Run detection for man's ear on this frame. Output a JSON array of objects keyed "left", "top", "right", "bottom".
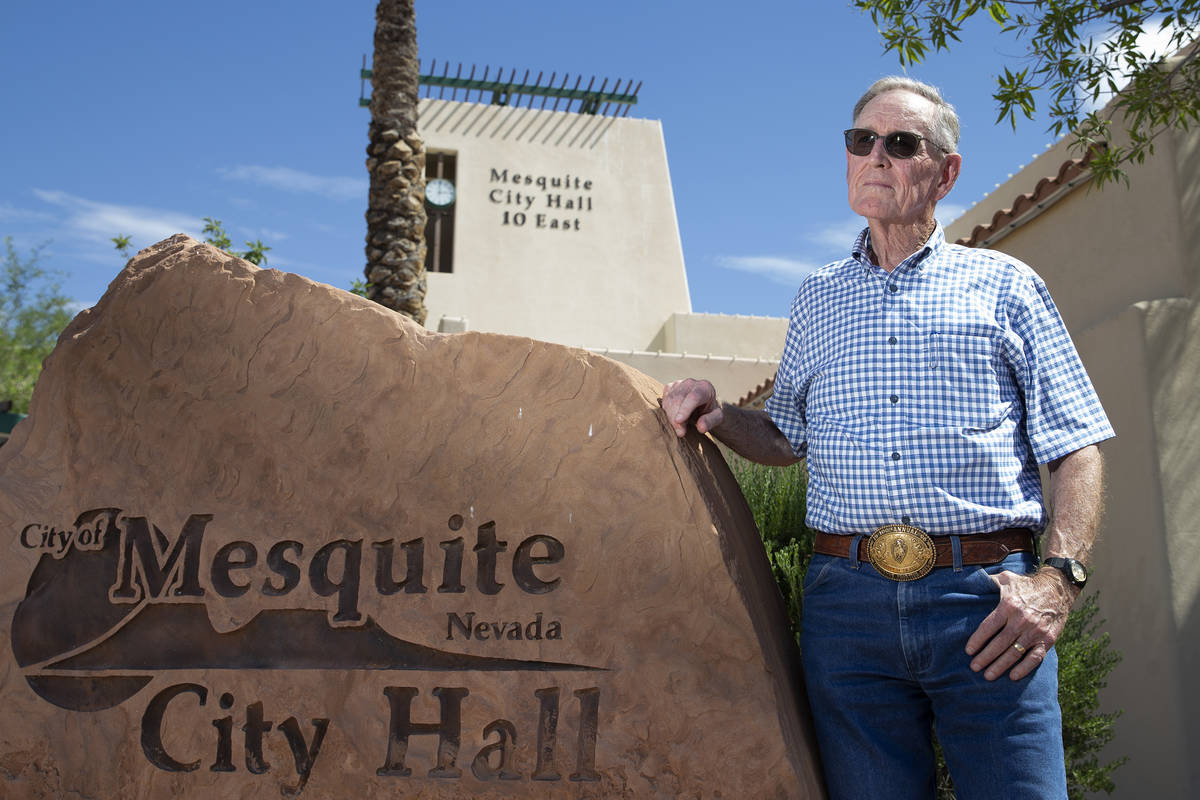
[{"left": 935, "top": 152, "right": 962, "bottom": 202}]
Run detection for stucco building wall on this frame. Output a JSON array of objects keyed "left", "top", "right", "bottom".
[
  {"left": 419, "top": 98, "right": 692, "bottom": 352},
  {"left": 649, "top": 312, "right": 789, "bottom": 360}
]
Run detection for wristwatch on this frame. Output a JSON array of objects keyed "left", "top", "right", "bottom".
[{"left": 1042, "top": 557, "right": 1089, "bottom": 589}]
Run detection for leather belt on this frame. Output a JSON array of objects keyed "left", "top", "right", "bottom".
[{"left": 814, "top": 528, "right": 1035, "bottom": 570}]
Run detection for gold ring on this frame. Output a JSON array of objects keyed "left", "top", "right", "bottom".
[{"left": 1012, "top": 642, "right": 1027, "bottom": 654}]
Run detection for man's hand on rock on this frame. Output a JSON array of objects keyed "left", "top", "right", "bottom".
[{"left": 661, "top": 379, "right": 722, "bottom": 438}]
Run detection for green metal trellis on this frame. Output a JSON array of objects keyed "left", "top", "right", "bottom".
[{"left": 359, "top": 57, "right": 640, "bottom": 117}]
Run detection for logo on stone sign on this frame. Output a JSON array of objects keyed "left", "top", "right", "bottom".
[{"left": 11, "top": 508, "right": 604, "bottom": 789}]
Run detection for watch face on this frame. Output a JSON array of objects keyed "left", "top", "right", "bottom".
[
  {"left": 1048, "top": 557, "right": 1088, "bottom": 586},
  {"left": 426, "top": 178, "right": 455, "bottom": 207}
]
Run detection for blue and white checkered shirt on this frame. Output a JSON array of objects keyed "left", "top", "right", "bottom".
[{"left": 763, "top": 225, "right": 1115, "bottom": 535}]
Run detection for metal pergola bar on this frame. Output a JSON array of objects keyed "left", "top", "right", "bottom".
[{"left": 359, "top": 59, "right": 640, "bottom": 116}]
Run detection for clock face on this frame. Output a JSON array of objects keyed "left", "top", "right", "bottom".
[{"left": 426, "top": 177, "right": 456, "bottom": 208}]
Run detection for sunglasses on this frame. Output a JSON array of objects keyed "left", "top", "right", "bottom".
[{"left": 843, "top": 128, "right": 947, "bottom": 159}]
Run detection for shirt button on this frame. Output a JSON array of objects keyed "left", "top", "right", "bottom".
[
  {"left": 891, "top": 452, "right": 901, "bottom": 461},
  {"left": 888, "top": 336, "right": 898, "bottom": 345},
  {"left": 902, "top": 515, "right": 911, "bottom": 525},
  {"left": 889, "top": 394, "right": 899, "bottom": 404},
  {"left": 888, "top": 283, "right": 899, "bottom": 293}
]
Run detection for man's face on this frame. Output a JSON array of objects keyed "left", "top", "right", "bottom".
[{"left": 846, "top": 90, "right": 961, "bottom": 226}]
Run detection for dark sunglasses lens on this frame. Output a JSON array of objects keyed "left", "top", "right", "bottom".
[
  {"left": 845, "top": 129, "right": 876, "bottom": 156},
  {"left": 884, "top": 132, "right": 921, "bottom": 158}
]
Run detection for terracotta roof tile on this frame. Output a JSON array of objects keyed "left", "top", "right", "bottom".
[
  {"left": 954, "top": 144, "right": 1105, "bottom": 248},
  {"left": 736, "top": 376, "right": 775, "bottom": 409}
]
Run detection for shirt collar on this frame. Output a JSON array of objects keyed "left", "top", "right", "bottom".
[{"left": 851, "top": 222, "right": 946, "bottom": 274}]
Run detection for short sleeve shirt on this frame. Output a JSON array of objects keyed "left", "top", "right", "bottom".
[{"left": 763, "top": 225, "right": 1115, "bottom": 535}]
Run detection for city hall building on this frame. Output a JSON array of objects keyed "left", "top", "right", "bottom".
[{"left": 405, "top": 73, "right": 785, "bottom": 404}]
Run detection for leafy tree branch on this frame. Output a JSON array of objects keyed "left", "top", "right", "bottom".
[
  {"left": 113, "top": 219, "right": 271, "bottom": 266},
  {"left": 201, "top": 217, "right": 271, "bottom": 266}
]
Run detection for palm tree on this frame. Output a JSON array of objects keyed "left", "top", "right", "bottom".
[{"left": 364, "top": 0, "right": 427, "bottom": 325}]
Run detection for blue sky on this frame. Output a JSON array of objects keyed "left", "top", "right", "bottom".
[{"left": 2, "top": 1, "right": 1065, "bottom": 319}]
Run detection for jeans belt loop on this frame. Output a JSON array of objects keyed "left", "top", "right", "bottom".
[
  {"left": 849, "top": 533, "right": 864, "bottom": 570},
  {"left": 950, "top": 534, "right": 964, "bottom": 572}
]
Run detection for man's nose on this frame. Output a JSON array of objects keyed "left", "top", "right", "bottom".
[{"left": 869, "top": 137, "right": 891, "bottom": 162}]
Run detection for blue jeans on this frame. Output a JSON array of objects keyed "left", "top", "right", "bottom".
[{"left": 800, "top": 549, "right": 1068, "bottom": 800}]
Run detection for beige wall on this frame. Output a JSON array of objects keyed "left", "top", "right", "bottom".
[
  {"left": 595, "top": 348, "right": 778, "bottom": 406},
  {"left": 649, "top": 312, "right": 789, "bottom": 360},
  {"left": 419, "top": 99, "right": 693, "bottom": 351},
  {"left": 948, "top": 123, "right": 1200, "bottom": 798}
]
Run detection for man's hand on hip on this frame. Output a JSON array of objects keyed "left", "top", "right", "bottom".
[{"left": 965, "top": 567, "right": 1080, "bottom": 681}]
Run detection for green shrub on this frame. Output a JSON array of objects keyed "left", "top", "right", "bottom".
[
  {"left": 1, "top": 238, "right": 73, "bottom": 414},
  {"left": 729, "top": 454, "right": 811, "bottom": 646},
  {"left": 1058, "top": 594, "right": 1126, "bottom": 797},
  {"left": 729, "top": 458, "right": 1124, "bottom": 799}
]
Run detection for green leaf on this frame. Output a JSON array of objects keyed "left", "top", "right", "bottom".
[{"left": 201, "top": 217, "right": 233, "bottom": 252}]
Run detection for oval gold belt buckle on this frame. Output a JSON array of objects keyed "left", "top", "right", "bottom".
[{"left": 866, "top": 524, "right": 936, "bottom": 581}]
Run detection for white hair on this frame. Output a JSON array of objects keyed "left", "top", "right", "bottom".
[{"left": 853, "top": 76, "right": 960, "bottom": 154}]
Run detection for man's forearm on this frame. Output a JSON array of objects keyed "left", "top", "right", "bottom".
[
  {"left": 966, "top": 443, "right": 1106, "bottom": 680},
  {"left": 1037, "top": 443, "right": 1105, "bottom": 605},
  {"left": 1042, "top": 444, "right": 1105, "bottom": 564},
  {"left": 710, "top": 404, "right": 801, "bottom": 466}
]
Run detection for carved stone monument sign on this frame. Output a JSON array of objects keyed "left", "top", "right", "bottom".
[{"left": 0, "top": 236, "right": 824, "bottom": 798}]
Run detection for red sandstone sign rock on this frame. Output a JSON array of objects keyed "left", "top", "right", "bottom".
[{"left": 0, "top": 236, "right": 824, "bottom": 798}]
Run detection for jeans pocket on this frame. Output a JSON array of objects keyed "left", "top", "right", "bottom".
[
  {"left": 969, "top": 565, "right": 1002, "bottom": 595},
  {"left": 802, "top": 553, "right": 839, "bottom": 596},
  {"left": 977, "top": 552, "right": 1037, "bottom": 590}
]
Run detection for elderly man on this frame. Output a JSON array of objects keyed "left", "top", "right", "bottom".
[{"left": 662, "top": 76, "right": 1114, "bottom": 799}]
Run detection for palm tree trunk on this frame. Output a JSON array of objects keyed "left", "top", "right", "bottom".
[{"left": 364, "top": 0, "right": 427, "bottom": 325}]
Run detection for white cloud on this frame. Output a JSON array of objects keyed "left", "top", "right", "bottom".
[
  {"left": 235, "top": 226, "right": 289, "bottom": 243},
  {"left": 716, "top": 219, "right": 852, "bottom": 287},
  {"left": 219, "top": 165, "right": 366, "bottom": 201},
  {"left": 0, "top": 202, "right": 57, "bottom": 225},
  {"left": 32, "top": 189, "right": 203, "bottom": 247},
  {"left": 808, "top": 217, "right": 866, "bottom": 252},
  {"left": 716, "top": 255, "right": 821, "bottom": 285},
  {"left": 1078, "top": 21, "right": 1186, "bottom": 113}
]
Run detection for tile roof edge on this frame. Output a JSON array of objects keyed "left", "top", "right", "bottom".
[{"left": 954, "top": 144, "right": 1105, "bottom": 249}]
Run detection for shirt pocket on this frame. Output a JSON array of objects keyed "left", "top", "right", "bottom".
[{"left": 918, "top": 331, "right": 1012, "bottom": 431}]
